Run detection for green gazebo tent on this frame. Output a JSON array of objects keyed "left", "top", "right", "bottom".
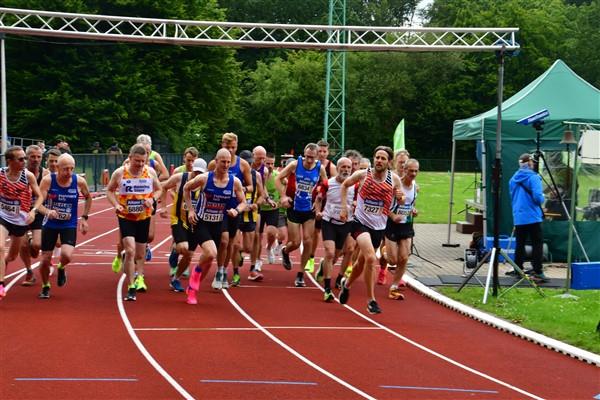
[{"left": 449, "top": 59, "right": 600, "bottom": 261}]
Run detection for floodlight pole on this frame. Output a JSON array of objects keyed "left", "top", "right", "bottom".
[{"left": 490, "top": 47, "right": 506, "bottom": 297}]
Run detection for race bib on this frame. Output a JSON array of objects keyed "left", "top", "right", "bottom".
[
  {"left": 0, "top": 198, "right": 20, "bottom": 216},
  {"left": 202, "top": 212, "right": 223, "bottom": 222},
  {"left": 297, "top": 182, "right": 313, "bottom": 193},
  {"left": 363, "top": 204, "right": 382, "bottom": 214},
  {"left": 126, "top": 199, "right": 146, "bottom": 214}
]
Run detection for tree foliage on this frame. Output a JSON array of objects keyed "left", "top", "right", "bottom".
[{"left": 4, "top": 0, "right": 241, "bottom": 153}]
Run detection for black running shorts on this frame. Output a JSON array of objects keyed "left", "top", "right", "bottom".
[
  {"left": 41, "top": 227, "right": 76, "bottom": 251},
  {"left": 321, "top": 220, "right": 351, "bottom": 250},
  {"left": 350, "top": 219, "right": 384, "bottom": 249},
  {"left": 118, "top": 217, "right": 151, "bottom": 243}
]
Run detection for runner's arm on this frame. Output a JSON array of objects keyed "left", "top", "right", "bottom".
[
  {"left": 37, "top": 175, "right": 54, "bottom": 217},
  {"left": 183, "top": 173, "right": 206, "bottom": 224},
  {"left": 152, "top": 152, "right": 169, "bottom": 181},
  {"left": 240, "top": 159, "right": 254, "bottom": 194},
  {"left": 340, "top": 170, "right": 366, "bottom": 221},
  {"left": 106, "top": 167, "right": 124, "bottom": 212},
  {"left": 275, "top": 160, "right": 296, "bottom": 206},
  {"left": 77, "top": 176, "right": 92, "bottom": 234}
]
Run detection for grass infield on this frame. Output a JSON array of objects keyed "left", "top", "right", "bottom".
[{"left": 439, "top": 287, "right": 600, "bottom": 354}]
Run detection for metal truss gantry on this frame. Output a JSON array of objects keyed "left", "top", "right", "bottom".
[{"left": 0, "top": 8, "right": 518, "bottom": 52}]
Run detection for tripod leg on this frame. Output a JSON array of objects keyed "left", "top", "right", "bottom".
[
  {"left": 500, "top": 249, "right": 545, "bottom": 297},
  {"left": 457, "top": 250, "right": 491, "bottom": 292}
]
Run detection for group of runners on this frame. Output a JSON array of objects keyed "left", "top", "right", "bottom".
[{"left": 0, "top": 133, "right": 421, "bottom": 315}]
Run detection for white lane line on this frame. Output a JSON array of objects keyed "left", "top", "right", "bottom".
[
  {"left": 116, "top": 235, "right": 194, "bottom": 400},
  {"left": 305, "top": 273, "right": 545, "bottom": 400},
  {"left": 134, "top": 326, "right": 382, "bottom": 332},
  {"left": 3, "top": 195, "right": 118, "bottom": 282},
  {"left": 222, "top": 289, "right": 376, "bottom": 400},
  {"left": 4, "top": 226, "right": 119, "bottom": 290}
]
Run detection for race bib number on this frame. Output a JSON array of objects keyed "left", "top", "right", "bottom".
[
  {"left": 202, "top": 212, "right": 223, "bottom": 222},
  {"left": 0, "top": 198, "right": 20, "bottom": 216},
  {"left": 57, "top": 211, "right": 72, "bottom": 220},
  {"left": 126, "top": 199, "right": 146, "bottom": 214},
  {"left": 363, "top": 204, "right": 382, "bottom": 214},
  {"left": 297, "top": 182, "right": 313, "bottom": 193},
  {"left": 398, "top": 204, "right": 412, "bottom": 216}
]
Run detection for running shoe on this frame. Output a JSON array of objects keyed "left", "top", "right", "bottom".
[
  {"left": 344, "top": 264, "right": 353, "bottom": 278},
  {"left": 145, "top": 244, "right": 152, "bottom": 261},
  {"left": 281, "top": 247, "right": 292, "bottom": 270},
  {"left": 168, "top": 249, "right": 179, "bottom": 268},
  {"left": 212, "top": 271, "right": 223, "bottom": 290},
  {"left": 294, "top": 275, "right": 306, "bottom": 288},
  {"left": 315, "top": 260, "right": 324, "bottom": 283},
  {"left": 189, "top": 266, "right": 202, "bottom": 291},
  {"left": 305, "top": 257, "right": 315, "bottom": 273},
  {"left": 323, "top": 288, "right": 335, "bottom": 303},
  {"left": 38, "top": 285, "right": 50, "bottom": 299},
  {"left": 339, "top": 278, "right": 350, "bottom": 304},
  {"left": 231, "top": 273, "right": 241, "bottom": 287},
  {"left": 21, "top": 270, "right": 37, "bottom": 286},
  {"left": 388, "top": 286, "right": 405, "bottom": 300},
  {"left": 248, "top": 271, "right": 263, "bottom": 281},
  {"left": 367, "top": 299, "right": 382, "bottom": 314},
  {"left": 0, "top": 283, "right": 6, "bottom": 299},
  {"left": 221, "top": 272, "right": 230, "bottom": 289},
  {"left": 57, "top": 265, "right": 67, "bottom": 287},
  {"left": 255, "top": 260, "right": 263, "bottom": 272},
  {"left": 170, "top": 278, "right": 184, "bottom": 293},
  {"left": 111, "top": 254, "right": 122, "bottom": 274},
  {"left": 376, "top": 267, "right": 387, "bottom": 285},
  {"left": 124, "top": 286, "right": 137, "bottom": 301},
  {"left": 335, "top": 274, "right": 343, "bottom": 290},
  {"left": 135, "top": 275, "right": 147, "bottom": 292},
  {"left": 185, "top": 287, "right": 197, "bottom": 305},
  {"left": 267, "top": 247, "right": 275, "bottom": 264},
  {"left": 49, "top": 265, "right": 55, "bottom": 277}
]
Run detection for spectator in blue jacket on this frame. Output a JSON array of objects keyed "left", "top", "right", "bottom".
[{"left": 508, "top": 153, "right": 547, "bottom": 282}]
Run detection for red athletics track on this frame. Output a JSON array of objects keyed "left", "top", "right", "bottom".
[{"left": 1, "top": 195, "right": 599, "bottom": 400}]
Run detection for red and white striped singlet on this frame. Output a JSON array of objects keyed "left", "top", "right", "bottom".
[
  {"left": 354, "top": 168, "right": 393, "bottom": 230},
  {"left": 0, "top": 168, "right": 32, "bottom": 226}
]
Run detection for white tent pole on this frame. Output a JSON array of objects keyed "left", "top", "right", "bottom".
[
  {"left": 1, "top": 33, "right": 7, "bottom": 167},
  {"left": 443, "top": 139, "right": 459, "bottom": 247}
]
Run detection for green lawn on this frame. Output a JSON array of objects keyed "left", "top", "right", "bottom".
[
  {"left": 439, "top": 287, "right": 600, "bottom": 354},
  {"left": 416, "top": 172, "right": 477, "bottom": 223}
]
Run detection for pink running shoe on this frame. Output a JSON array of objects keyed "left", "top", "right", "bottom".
[
  {"left": 0, "top": 284, "right": 6, "bottom": 299},
  {"left": 186, "top": 287, "right": 197, "bottom": 305},
  {"left": 248, "top": 271, "right": 264, "bottom": 281},
  {"left": 377, "top": 267, "right": 387, "bottom": 285},
  {"left": 189, "top": 266, "right": 202, "bottom": 291}
]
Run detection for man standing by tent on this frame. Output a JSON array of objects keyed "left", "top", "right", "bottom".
[{"left": 508, "top": 153, "right": 547, "bottom": 282}]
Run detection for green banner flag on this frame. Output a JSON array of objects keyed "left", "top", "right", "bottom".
[{"left": 393, "top": 119, "right": 405, "bottom": 151}]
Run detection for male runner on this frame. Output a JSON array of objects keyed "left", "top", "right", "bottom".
[
  {"left": 0, "top": 146, "right": 45, "bottom": 299},
  {"left": 183, "top": 148, "right": 246, "bottom": 305},
  {"left": 314, "top": 157, "right": 354, "bottom": 302},
  {"left": 305, "top": 140, "right": 337, "bottom": 274},
  {"left": 276, "top": 143, "right": 328, "bottom": 287},
  {"left": 207, "top": 133, "right": 253, "bottom": 289},
  {"left": 160, "top": 158, "right": 207, "bottom": 292},
  {"left": 257, "top": 152, "right": 281, "bottom": 266},
  {"left": 339, "top": 146, "right": 403, "bottom": 314},
  {"left": 385, "top": 158, "right": 419, "bottom": 300},
  {"left": 20, "top": 145, "right": 50, "bottom": 286},
  {"left": 106, "top": 144, "right": 162, "bottom": 301},
  {"left": 37, "top": 154, "right": 92, "bottom": 299}
]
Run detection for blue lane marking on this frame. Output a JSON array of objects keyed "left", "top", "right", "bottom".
[
  {"left": 201, "top": 379, "right": 317, "bottom": 386},
  {"left": 380, "top": 385, "right": 499, "bottom": 394},
  {"left": 15, "top": 378, "right": 138, "bottom": 382}
]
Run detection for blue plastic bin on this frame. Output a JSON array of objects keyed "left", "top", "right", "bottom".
[
  {"left": 571, "top": 262, "right": 600, "bottom": 290},
  {"left": 485, "top": 235, "right": 515, "bottom": 262}
]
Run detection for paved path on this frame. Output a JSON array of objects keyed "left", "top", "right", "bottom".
[{"left": 406, "top": 224, "right": 568, "bottom": 287}]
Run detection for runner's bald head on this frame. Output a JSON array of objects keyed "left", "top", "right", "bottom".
[
  {"left": 58, "top": 153, "right": 75, "bottom": 167},
  {"left": 337, "top": 157, "right": 351, "bottom": 168},
  {"left": 216, "top": 148, "right": 231, "bottom": 160}
]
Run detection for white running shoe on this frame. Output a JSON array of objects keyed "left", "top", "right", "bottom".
[{"left": 267, "top": 247, "right": 275, "bottom": 264}]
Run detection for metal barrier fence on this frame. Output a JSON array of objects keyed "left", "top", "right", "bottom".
[{"left": 72, "top": 153, "right": 479, "bottom": 192}]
